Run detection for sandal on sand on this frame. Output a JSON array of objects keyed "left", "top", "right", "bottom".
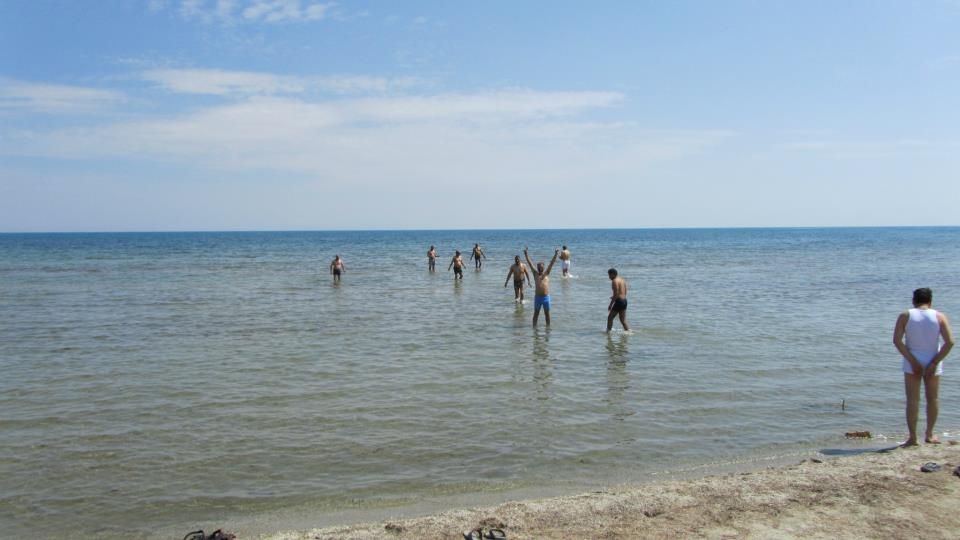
[
  {"left": 484, "top": 528, "right": 508, "bottom": 539},
  {"left": 183, "top": 530, "right": 236, "bottom": 540},
  {"left": 921, "top": 462, "right": 941, "bottom": 473},
  {"left": 463, "top": 528, "right": 483, "bottom": 540}
]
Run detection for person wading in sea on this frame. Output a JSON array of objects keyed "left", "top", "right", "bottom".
[
  {"left": 470, "top": 243, "right": 487, "bottom": 270},
  {"left": 427, "top": 245, "right": 438, "bottom": 272},
  {"left": 893, "top": 287, "right": 954, "bottom": 447},
  {"left": 329, "top": 255, "right": 345, "bottom": 283},
  {"left": 606, "top": 268, "right": 629, "bottom": 332},
  {"left": 560, "top": 245, "right": 572, "bottom": 277},
  {"left": 448, "top": 250, "right": 465, "bottom": 280},
  {"left": 504, "top": 255, "right": 531, "bottom": 303},
  {"left": 524, "top": 246, "right": 559, "bottom": 327}
]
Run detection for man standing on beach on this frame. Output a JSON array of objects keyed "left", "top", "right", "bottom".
[
  {"left": 329, "top": 255, "right": 345, "bottom": 282},
  {"left": 427, "top": 245, "right": 438, "bottom": 272},
  {"left": 448, "top": 251, "right": 465, "bottom": 280},
  {"left": 471, "top": 243, "right": 487, "bottom": 270},
  {"left": 606, "top": 268, "right": 629, "bottom": 332},
  {"left": 504, "top": 255, "right": 531, "bottom": 303},
  {"left": 524, "top": 247, "right": 558, "bottom": 327},
  {"left": 560, "top": 245, "right": 572, "bottom": 277},
  {"left": 893, "top": 287, "right": 954, "bottom": 446}
]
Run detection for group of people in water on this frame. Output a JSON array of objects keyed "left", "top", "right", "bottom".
[
  {"left": 330, "top": 244, "right": 629, "bottom": 332},
  {"left": 330, "top": 245, "right": 956, "bottom": 448}
]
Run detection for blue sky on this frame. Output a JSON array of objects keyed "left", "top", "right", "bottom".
[{"left": 1, "top": 0, "right": 959, "bottom": 231}]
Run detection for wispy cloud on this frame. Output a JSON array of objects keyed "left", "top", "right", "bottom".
[
  {"left": 2, "top": 87, "right": 728, "bottom": 189},
  {"left": 0, "top": 79, "right": 125, "bottom": 114},
  {"left": 154, "top": 0, "right": 333, "bottom": 24},
  {"left": 141, "top": 68, "right": 422, "bottom": 96}
]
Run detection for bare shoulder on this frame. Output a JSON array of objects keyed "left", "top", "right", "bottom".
[{"left": 939, "top": 312, "right": 951, "bottom": 324}]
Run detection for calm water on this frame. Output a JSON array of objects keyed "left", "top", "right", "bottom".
[{"left": 2, "top": 228, "right": 959, "bottom": 539}]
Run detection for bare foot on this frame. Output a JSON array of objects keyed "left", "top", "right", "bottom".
[
  {"left": 900, "top": 439, "right": 919, "bottom": 448},
  {"left": 925, "top": 435, "right": 942, "bottom": 444}
]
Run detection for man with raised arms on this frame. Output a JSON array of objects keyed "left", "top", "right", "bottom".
[
  {"left": 470, "top": 243, "right": 487, "bottom": 270},
  {"left": 329, "top": 255, "right": 345, "bottom": 282},
  {"left": 893, "top": 287, "right": 954, "bottom": 447},
  {"left": 504, "top": 255, "right": 531, "bottom": 303},
  {"left": 524, "top": 246, "right": 559, "bottom": 327},
  {"left": 427, "top": 245, "right": 438, "bottom": 272},
  {"left": 559, "top": 245, "right": 572, "bottom": 277},
  {"left": 606, "top": 268, "right": 630, "bottom": 332},
  {"left": 448, "top": 250, "right": 465, "bottom": 280}
]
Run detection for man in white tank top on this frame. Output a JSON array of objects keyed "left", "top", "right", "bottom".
[{"left": 893, "top": 288, "right": 955, "bottom": 446}]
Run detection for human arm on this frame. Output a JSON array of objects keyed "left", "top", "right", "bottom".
[
  {"left": 481, "top": 248, "right": 487, "bottom": 260},
  {"left": 893, "top": 312, "right": 924, "bottom": 375},
  {"left": 544, "top": 249, "right": 559, "bottom": 275},
  {"left": 448, "top": 257, "right": 454, "bottom": 271},
  {"left": 927, "top": 313, "right": 956, "bottom": 374},
  {"left": 523, "top": 266, "right": 531, "bottom": 287},
  {"left": 504, "top": 267, "right": 514, "bottom": 287},
  {"left": 523, "top": 247, "right": 535, "bottom": 276},
  {"left": 608, "top": 281, "right": 616, "bottom": 310}
]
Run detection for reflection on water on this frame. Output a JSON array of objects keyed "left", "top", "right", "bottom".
[
  {"left": 532, "top": 328, "right": 553, "bottom": 403},
  {"left": 606, "top": 333, "right": 632, "bottom": 421},
  {"left": 605, "top": 332, "right": 629, "bottom": 360}
]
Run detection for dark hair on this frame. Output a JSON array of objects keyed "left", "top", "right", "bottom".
[
  {"left": 455, "top": 250, "right": 460, "bottom": 255},
  {"left": 608, "top": 268, "right": 618, "bottom": 277},
  {"left": 562, "top": 245, "right": 567, "bottom": 250},
  {"left": 514, "top": 255, "right": 520, "bottom": 262},
  {"left": 913, "top": 287, "right": 932, "bottom": 306}
]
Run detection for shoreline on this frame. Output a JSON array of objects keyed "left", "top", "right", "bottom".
[{"left": 261, "top": 443, "right": 960, "bottom": 539}]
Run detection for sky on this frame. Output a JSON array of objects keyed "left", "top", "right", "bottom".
[{"left": 1, "top": 0, "right": 959, "bottom": 232}]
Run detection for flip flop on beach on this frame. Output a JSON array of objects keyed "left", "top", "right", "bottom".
[
  {"left": 484, "top": 528, "right": 508, "bottom": 539},
  {"left": 463, "top": 528, "right": 483, "bottom": 540},
  {"left": 920, "top": 462, "right": 941, "bottom": 473}
]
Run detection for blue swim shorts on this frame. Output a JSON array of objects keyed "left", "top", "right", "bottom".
[{"left": 535, "top": 295, "right": 551, "bottom": 310}]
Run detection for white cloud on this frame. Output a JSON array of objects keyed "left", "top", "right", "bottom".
[
  {"left": 2, "top": 89, "right": 729, "bottom": 191},
  {"left": 242, "top": 0, "right": 332, "bottom": 22},
  {"left": 0, "top": 79, "right": 125, "bottom": 114},
  {"left": 141, "top": 68, "right": 422, "bottom": 95},
  {"left": 149, "top": 0, "right": 332, "bottom": 24}
]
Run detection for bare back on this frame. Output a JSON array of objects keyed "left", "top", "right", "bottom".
[{"left": 611, "top": 277, "right": 627, "bottom": 300}]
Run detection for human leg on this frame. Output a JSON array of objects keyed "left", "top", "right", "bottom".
[
  {"left": 903, "top": 373, "right": 921, "bottom": 446},
  {"left": 618, "top": 310, "right": 629, "bottom": 331},
  {"left": 923, "top": 374, "right": 941, "bottom": 443}
]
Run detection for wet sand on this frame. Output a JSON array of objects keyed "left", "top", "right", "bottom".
[{"left": 262, "top": 443, "right": 960, "bottom": 539}]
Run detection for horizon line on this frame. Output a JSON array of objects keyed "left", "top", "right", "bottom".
[{"left": 1, "top": 224, "right": 958, "bottom": 235}]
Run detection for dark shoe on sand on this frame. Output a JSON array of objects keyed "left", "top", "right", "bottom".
[
  {"left": 484, "top": 528, "right": 507, "bottom": 539},
  {"left": 953, "top": 466, "right": 960, "bottom": 478},
  {"left": 921, "top": 462, "right": 941, "bottom": 473},
  {"left": 463, "top": 528, "right": 483, "bottom": 540},
  {"left": 183, "top": 530, "right": 235, "bottom": 540}
]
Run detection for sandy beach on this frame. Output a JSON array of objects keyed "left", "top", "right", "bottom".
[{"left": 263, "top": 443, "right": 960, "bottom": 540}]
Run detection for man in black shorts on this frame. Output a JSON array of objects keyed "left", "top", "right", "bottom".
[
  {"left": 448, "top": 250, "right": 465, "bottom": 279},
  {"left": 607, "top": 268, "right": 629, "bottom": 332}
]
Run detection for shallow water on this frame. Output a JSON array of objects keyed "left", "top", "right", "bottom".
[{"left": 1, "top": 228, "right": 958, "bottom": 538}]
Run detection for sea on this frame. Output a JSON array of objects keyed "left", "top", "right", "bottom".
[{"left": 1, "top": 227, "right": 958, "bottom": 539}]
